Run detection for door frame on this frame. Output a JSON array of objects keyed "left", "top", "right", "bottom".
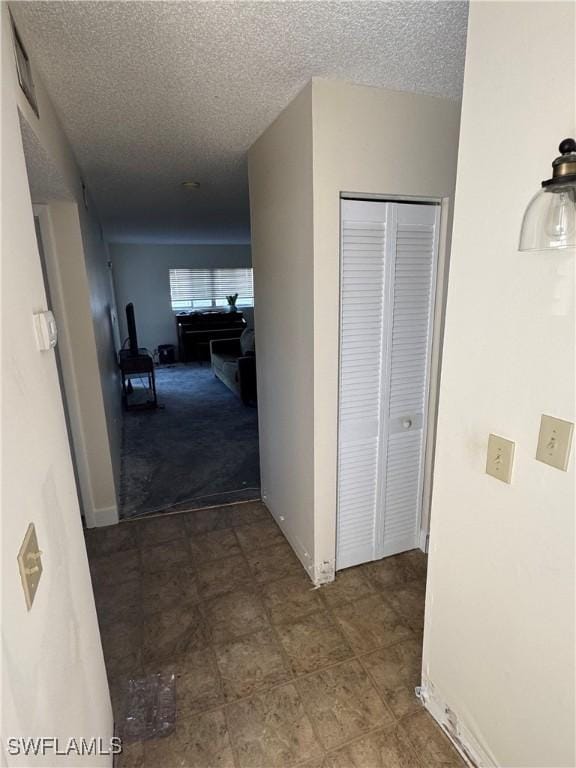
[
  {"left": 33, "top": 203, "right": 94, "bottom": 524},
  {"left": 337, "top": 192, "right": 452, "bottom": 557}
]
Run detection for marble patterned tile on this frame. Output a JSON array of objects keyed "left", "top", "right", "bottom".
[
  {"left": 297, "top": 659, "right": 394, "bottom": 751},
  {"left": 227, "top": 683, "right": 323, "bottom": 768},
  {"left": 142, "top": 564, "right": 199, "bottom": 615},
  {"left": 296, "top": 759, "right": 330, "bottom": 768},
  {"left": 163, "top": 646, "right": 224, "bottom": 715},
  {"left": 196, "top": 554, "right": 255, "bottom": 600},
  {"left": 109, "top": 676, "right": 131, "bottom": 722},
  {"left": 402, "top": 550, "right": 428, "bottom": 581},
  {"left": 136, "top": 514, "right": 186, "bottom": 549},
  {"left": 275, "top": 612, "right": 353, "bottom": 676},
  {"left": 225, "top": 501, "right": 270, "bottom": 529},
  {"left": 183, "top": 507, "right": 231, "bottom": 535},
  {"left": 214, "top": 629, "right": 292, "bottom": 702},
  {"left": 400, "top": 710, "right": 466, "bottom": 767},
  {"left": 360, "top": 639, "right": 423, "bottom": 719},
  {"left": 363, "top": 554, "right": 421, "bottom": 592},
  {"left": 202, "top": 589, "right": 270, "bottom": 644},
  {"left": 235, "top": 519, "right": 286, "bottom": 552},
  {"left": 95, "top": 577, "right": 142, "bottom": 625},
  {"left": 116, "top": 739, "right": 144, "bottom": 768},
  {"left": 323, "top": 725, "right": 422, "bottom": 768},
  {"left": 381, "top": 579, "right": 426, "bottom": 633},
  {"left": 90, "top": 549, "right": 141, "bottom": 589},
  {"left": 245, "top": 541, "right": 303, "bottom": 584},
  {"left": 85, "top": 523, "right": 138, "bottom": 559},
  {"left": 331, "top": 595, "right": 415, "bottom": 655},
  {"left": 140, "top": 538, "right": 191, "bottom": 574},
  {"left": 261, "top": 574, "right": 324, "bottom": 625},
  {"left": 145, "top": 707, "right": 235, "bottom": 768},
  {"left": 319, "top": 568, "right": 376, "bottom": 609},
  {"left": 100, "top": 618, "right": 143, "bottom": 679},
  {"left": 190, "top": 528, "right": 241, "bottom": 564},
  {"left": 143, "top": 604, "right": 207, "bottom": 667}
]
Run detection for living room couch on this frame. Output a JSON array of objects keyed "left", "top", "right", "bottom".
[{"left": 210, "top": 329, "right": 257, "bottom": 405}]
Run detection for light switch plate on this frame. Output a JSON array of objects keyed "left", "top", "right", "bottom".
[
  {"left": 536, "top": 414, "right": 573, "bottom": 471},
  {"left": 17, "top": 523, "right": 43, "bottom": 610},
  {"left": 486, "top": 434, "right": 515, "bottom": 483}
]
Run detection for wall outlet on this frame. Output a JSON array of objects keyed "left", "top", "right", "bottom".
[
  {"left": 486, "top": 433, "right": 515, "bottom": 483},
  {"left": 536, "top": 414, "right": 573, "bottom": 471}
]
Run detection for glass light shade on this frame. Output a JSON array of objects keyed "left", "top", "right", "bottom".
[{"left": 519, "top": 181, "right": 576, "bottom": 251}]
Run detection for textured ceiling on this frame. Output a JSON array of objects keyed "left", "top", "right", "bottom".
[
  {"left": 19, "top": 112, "right": 73, "bottom": 204},
  {"left": 11, "top": 1, "right": 468, "bottom": 244}
]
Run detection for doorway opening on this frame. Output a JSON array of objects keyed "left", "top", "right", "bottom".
[{"left": 114, "top": 267, "right": 261, "bottom": 521}]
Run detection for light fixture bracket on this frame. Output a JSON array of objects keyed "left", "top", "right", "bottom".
[{"left": 541, "top": 138, "right": 576, "bottom": 187}]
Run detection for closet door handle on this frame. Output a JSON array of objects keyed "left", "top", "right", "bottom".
[{"left": 402, "top": 418, "right": 413, "bottom": 429}]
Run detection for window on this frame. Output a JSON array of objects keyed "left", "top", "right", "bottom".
[{"left": 169, "top": 268, "right": 254, "bottom": 311}]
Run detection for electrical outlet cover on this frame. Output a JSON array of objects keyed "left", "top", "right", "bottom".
[
  {"left": 486, "top": 434, "right": 515, "bottom": 484},
  {"left": 536, "top": 414, "right": 574, "bottom": 471}
]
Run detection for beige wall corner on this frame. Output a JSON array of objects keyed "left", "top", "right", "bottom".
[
  {"left": 1, "top": 3, "right": 113, "bottom": 759},
  {"left": 248, "top": 83, "right": 316, "bottom": 578},
  {"left": 423, "top": 2, "right": 575, "bottom": 766},
  {"left": 249, "top": 78, "right": 460, "bottom": 582}
]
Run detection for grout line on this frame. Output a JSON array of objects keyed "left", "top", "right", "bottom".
[
  {"left": 226, "top": 535, "right": 329, "bottom": 763},
  {"left": 120, "top": 495, "right": 262, "bottom": 525},
  {"left": 313, "top": 587, "right": 401, "bottom": 731},
  {"left": 321, "top": 720, "right": 427, "bottom": 766}
]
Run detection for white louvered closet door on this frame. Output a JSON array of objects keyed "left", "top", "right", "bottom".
[
  {"left": 337, "top": 201, "right": 389, "bottom": 570},
  {"left": 337, "top": 200, "right": 440, "bottom": 570}
]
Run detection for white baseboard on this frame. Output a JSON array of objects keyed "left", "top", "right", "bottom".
[
  {"left": 419, "top": 677, "right": 497, "bottom": 768},
  {"left": 86, "top": 505, "right": 119, "bottom": 528}
]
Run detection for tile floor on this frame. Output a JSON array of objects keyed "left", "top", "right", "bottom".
[{"left": 86, "top": 501, "right": 466, "bottom": 768}]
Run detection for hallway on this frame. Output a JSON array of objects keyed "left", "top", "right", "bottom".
[
  {"left": 86, "top": 502, "right": 465, "bottom": 767},
  {"left": 120, "top": 364, "right": 260, "bottom": 519}
]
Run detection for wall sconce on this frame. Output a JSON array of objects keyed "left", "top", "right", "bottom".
[{"left": 519, "top": 138, "right": 576, "bottom": 251}]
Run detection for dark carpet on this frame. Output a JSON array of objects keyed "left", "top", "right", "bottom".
[{"left": 119, "top": 364, "right": 260, "bottom": 519}]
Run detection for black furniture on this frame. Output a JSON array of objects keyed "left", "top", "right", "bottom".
[
  {"left": 119, "top": 348, "right": 157, "bottom": 410},
  {"left": 176, "top": 311, "right": 246, "bottom": 362},
  {"left": 210, "top": 329, "right": 257, "bottom": 405}
]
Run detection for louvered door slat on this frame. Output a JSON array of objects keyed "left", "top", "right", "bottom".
[{"left": 337, "top": 201, "right": 387, "bottom": 569}]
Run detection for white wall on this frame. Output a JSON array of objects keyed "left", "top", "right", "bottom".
[
  {"left": 110, "top": 243, "right": 252, "bottom": 354},
  {"left": 1, "top": 4, "right": 112, "bottom": 763},
  {"left": 249, "top": 79, "right": 460, "bottom": 582},
  {"left": 422, "top": 3, "right": 575, "bottom": 767},
  {"left": 248, "top": 83, "right": 316, "bottom": 575},
  {"left": 14, "top": 21, "right": 121, "bottom": 527}
]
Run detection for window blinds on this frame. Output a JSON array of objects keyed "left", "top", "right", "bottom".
[{"left": 169, "top": 268, "right": 254, "bottom": 309}]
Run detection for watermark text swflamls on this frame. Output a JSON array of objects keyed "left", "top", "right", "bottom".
[{"left": 7, "top": 737, "right": 123, "bottom": 757}]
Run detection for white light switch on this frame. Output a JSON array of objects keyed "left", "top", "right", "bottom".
[
  {"left": 536, "top": 414, "right": 573, "bottom": 471},
  {"left": 486, "top": 434, "right": 515, "bottom": 483},
  {"left": 17, "top": 523, "right": 43, "bottom": 610}
]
